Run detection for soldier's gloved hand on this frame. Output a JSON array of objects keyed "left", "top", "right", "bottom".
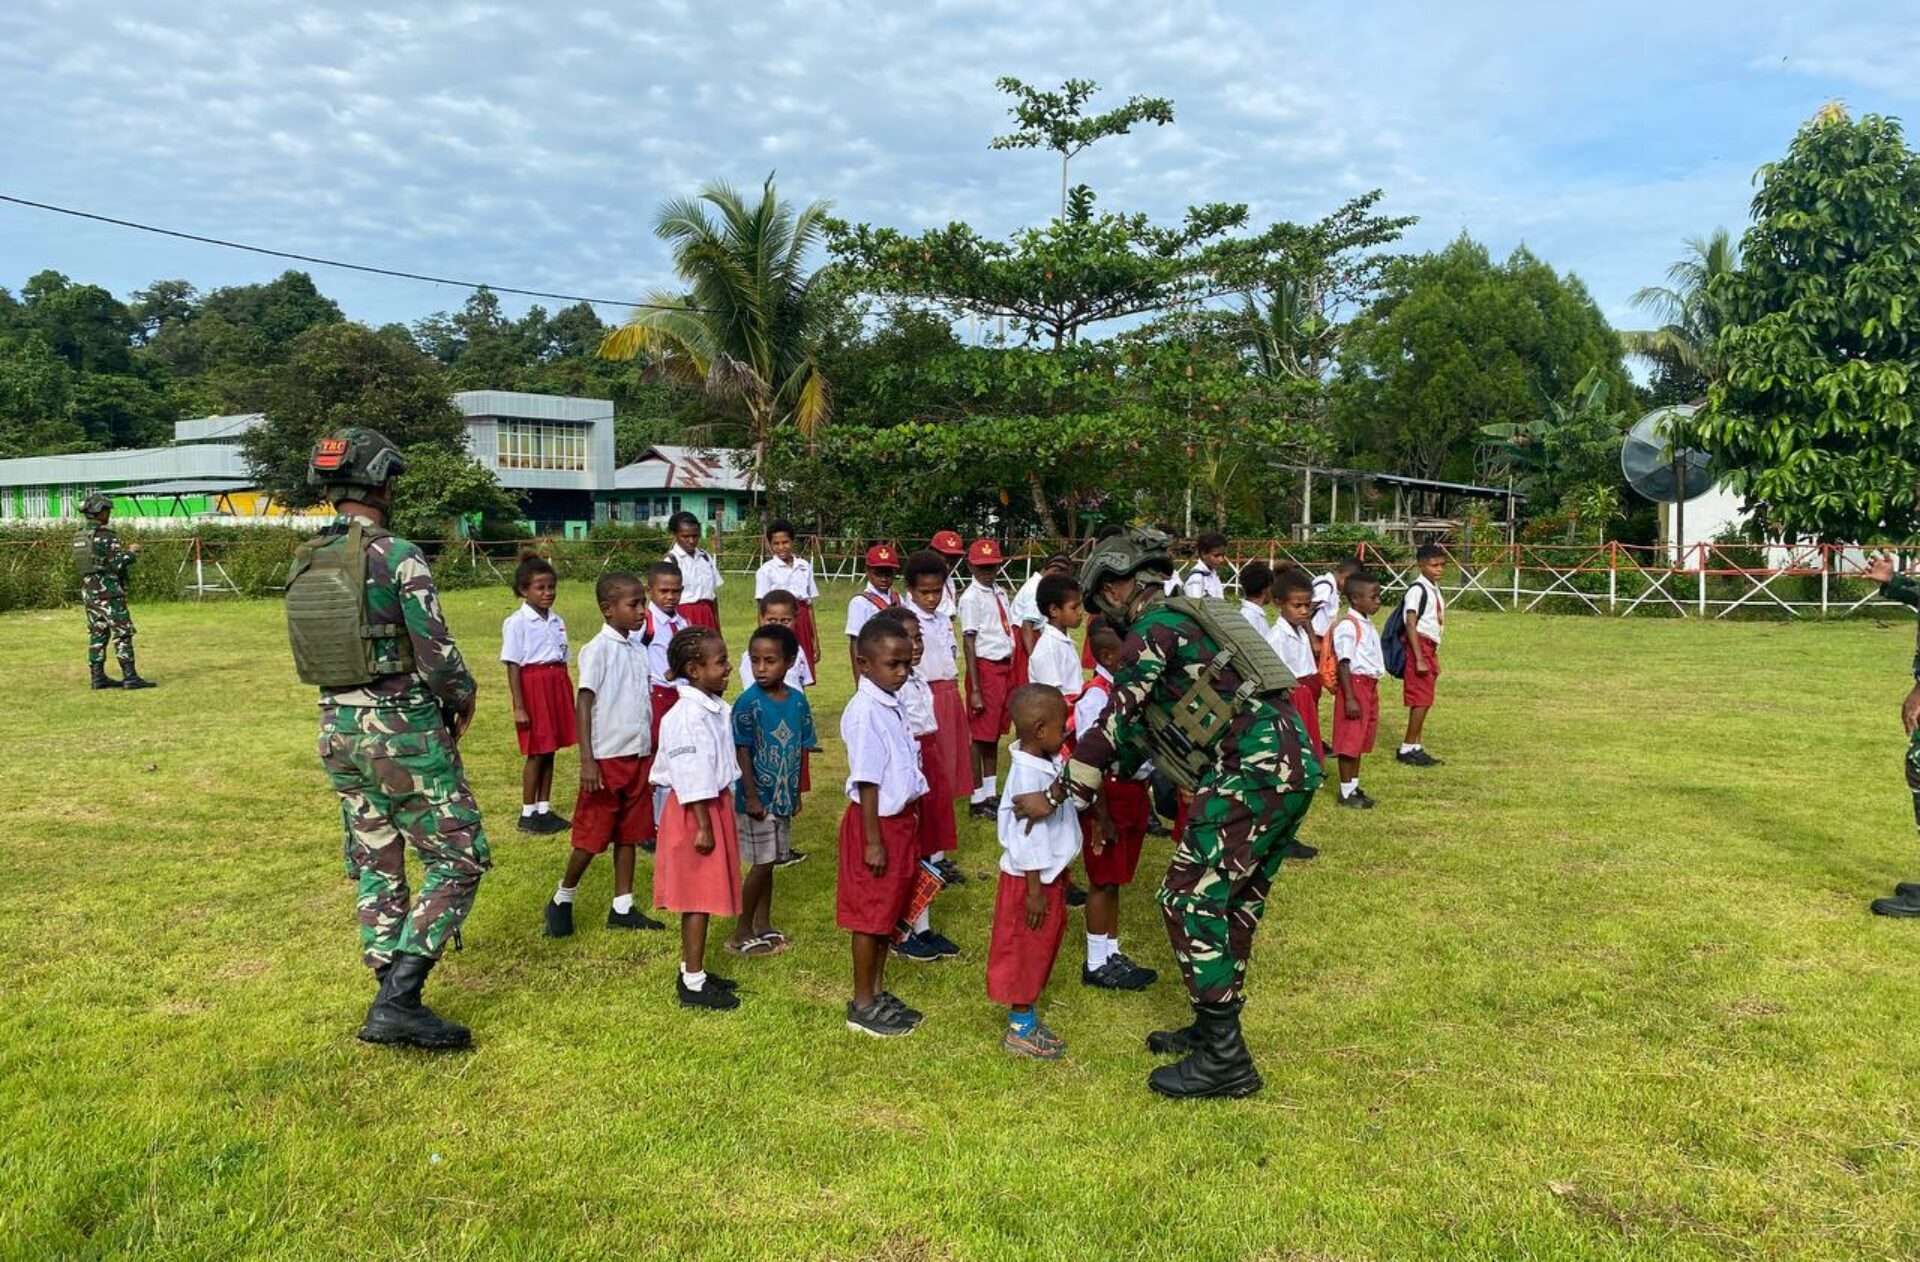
[
  {"left": 1903, "top": 684, "right": 1920, "bottom": 736},
  {"left": 450, "top": 694, "right": 476, "bottom": 743}
]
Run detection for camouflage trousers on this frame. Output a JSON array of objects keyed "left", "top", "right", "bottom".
[
  {"left": 1156, "top": 714, "right": 1322, "bottom": 1007},
  {"left": 318, "top": 704, "right": 492, "bottom": 970},
  {"left": 1907, "top": 726, "right": 1920, "bottom": 834},
  {"left": 82, "top": 576, "right": 134, "bottom": 671}
]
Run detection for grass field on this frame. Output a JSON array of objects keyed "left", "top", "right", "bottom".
[{"left": 5, "top": 581, "right": 1920, "bottom": 1261}]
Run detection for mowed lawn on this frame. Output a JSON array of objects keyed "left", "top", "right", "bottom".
[{"left": 5, "top": 580, "right": 1920, "bottom": 1262}]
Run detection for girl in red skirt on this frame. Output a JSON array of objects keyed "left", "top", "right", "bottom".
[
  {"left": 755, "top": 518, "right": 819, "bottom": 668},
  {"left": 650, "top": 626, "right": 744, "bottom": 1010},
  {"left": 666, "top": 510, "right": 725, "bottom": 632},
  {"left": 901, "top": 551, "right": 973, "bottom": 850},
  {"left": 501, "top": 556, "right": 576, "bottom": 834}
]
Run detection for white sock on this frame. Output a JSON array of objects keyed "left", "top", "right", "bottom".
[
  {"left": 1341, "top": 779, "right": 1358, "bottom": 798},
  {"left": 522, "top": 804, "right": 537, "bottom": 818},
  {"left": 612, "top": 893, "right": 634, "bottom": 914},
  {"left": 1087, "top": 933, "right": 1114, "bottom": 969},
  {"left": 983, "top": 775, "right": 998, "bottom": 798},
  {"left": 1109, "top": 935, "right": 1122, "bottom": 962},
  {"left": 553, "top": 884, "right": 576, "bottom": 904},
  {"left": 930, "top": 851, "right": 946, "bottom": 864},
  {"left": 1399, "top": 743, "right": 1418, "bottom": 755},
  {"left": 535, "top": 800, "right": 551, "bottom": 814},
  {"left": 970, "top": 785, "right": 989, "bottom": 804},
  {"left": 912, "top": 907, "right": 931, "bottom": 934},
  {"left": 681, "top": 964, "right": 706, "bottom": 991}
]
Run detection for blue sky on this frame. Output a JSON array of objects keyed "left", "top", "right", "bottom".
[{"left": 2, "top": 1, "right": 1915, "bottom": 336}]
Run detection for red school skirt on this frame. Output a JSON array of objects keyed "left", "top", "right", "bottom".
[
  {"left": 516, "top": 661, "right": 577, "bottom": 756},
  {"left": 927, "top": 678, "right": 973, "bottom": 799},
  {"left": 1289, "top": 681, "right": 1324, "bottom": 762},
  {"left": 968, "top": 657, "right": 1016, "bottom": 743},
  {"left": 792, "top": 601, "right": 821, "bottom": 671},
  {"left": 1082, "top": 777, "right": 1149, "bottom": 887},
  {"left": 836, "top": 802, "right": 921, "bottom": 936},
  {"left": 985, "top": 871, "right": 1068, "bottom": 1007},
  {"left": 915, "top": 733, "right": 958, "bottom": 858},
  {"left": 679, "top": 598, "right": 720, "bottom": 632},
  {"left": 652, "top": 788, "right": 742, "bottom": 916}
]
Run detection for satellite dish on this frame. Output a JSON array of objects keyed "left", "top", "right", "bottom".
[{"left": 1622, "top": 404, "right": 1713, "bottom": 503}]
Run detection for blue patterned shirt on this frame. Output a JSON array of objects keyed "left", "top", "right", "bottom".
[{"left": 732, "top": 683, "right": 816, "bottom": 818}]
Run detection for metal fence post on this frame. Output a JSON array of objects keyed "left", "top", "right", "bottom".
[
  {"left": 1821, "top": 545, "right": 1830, "bottom": 617},
  {"left": 1607, "top": 542, "right": 1617, "bottom": 614},
  {"left": 1696, "top": 546, "right": 1706, "bottom": 618}
]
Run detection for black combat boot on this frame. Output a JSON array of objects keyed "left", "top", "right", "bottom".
[
  {"left": 1145, "top": 1019, "right": 1198, "bottom": 1056},
  {"left": 90, "top": 664, "right": 120, "bottom": 690},
  {"left": 119, "top": 656, "right": 156, "bottom": 690},
  {"left": 1147, "top": 1001, "right": 1262, "bottom": 1099},
  {"left": 357, "top": 952, "right": 472, "bottom": 1050}
]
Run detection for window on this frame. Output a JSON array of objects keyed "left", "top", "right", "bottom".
[
  {"left": 496, "top": 420, "right": 587, "bottom": 471},
  {"left": 22, "top": 486, "right": 49, "bottom": 518}
]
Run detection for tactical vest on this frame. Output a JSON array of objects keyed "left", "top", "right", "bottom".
[
  {"left": 72, "top": 529, "right": 100, "bottom": 577},
  {"left": 285, "top": 519, "right": 416, "bottom": 687},
  {"left": 1137, "top": 595, "right": 1297, "bottom": 792}
]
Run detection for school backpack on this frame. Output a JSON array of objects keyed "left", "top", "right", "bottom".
[
  {"left": 285, "top": 518, "right": 415, "bottom": 687},
  {"left": 1315, "top": 628, "right": 1340, "bottom": 690},
  {"left": 1381, "top": 600, "right": 1408, "bottom": 680}
]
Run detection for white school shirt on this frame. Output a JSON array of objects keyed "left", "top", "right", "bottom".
[
  {"left": 667, "top": 543, "right": 724, "bottom": 603},
  {"left": 840, "top": 677, "right": 929, "bottom": 816},
  {"left": 499, "top": 602, "right": 568, "bottom": 665},
  {"left": 1332, "top": 612, "right": 1385, "bottom": 679},
  {"left": 958, "top": 579, "right": 1015, "bottom": 662},
  {"left": 1009, "top": 571, "right": 1044, "bottom": 628},
  {"left": 649, "top": 683, "right": 735, "bottom": 801},
  {"left": 1239, "top": 600, "right": 1270, "bottom": 634},
  {"left": 1268, "top": 619, "right": 1317, "bottom": 680},
  {"left": 899, "top": 670, "right": 937, "bottom": 738},
  {"left": 845, "top": 586, "right": 900, "bottom": 641},
  {"left": 754, "top": 554, "right": 817, "bottom": 603},
  {"left": 940, "top": 573, "right": 959, "bottom": 618},
  {"left": 739, "top": 645, "right": 812, "bottom": 693},
  {"left": 1310, "top": 573, "right": 1342, "bottom": 637},
  {"left": 1026, "top": 623, "right": 1082, "bottom": 700},
  {"left": 642, "top": 604, "right": 688, "bottom": 685},
  {"left": 996, "top": 747, "right": 1084, "bottom": 882},
  {"left": 1074, "top": 671, "right": 1155, "bottom": 781},
  {"left": 575, "top": 624, "right": 652, "bottom": 758},
  {"left": 1407, "top": 574, "right": 1445, "bottom": 643},
  {"left": 911, "top": 602, "right": 959, "bottom": 683},
  {"left": 1182, "top": 562, "right": 1226, "bottom": 601}
]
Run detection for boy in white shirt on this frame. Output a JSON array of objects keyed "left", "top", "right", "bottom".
[
  {"left": 1266, "top": 567, "right": 1323, "bottom": 860},
  {"left": 1073, "top": 625, "right": 1158, "bottom": 991},
  {"left": 755, "top": 518, "right": 819, "bottom": 668},
  {"left": 1331, "top": 573, "right": 1386, "bottom": 809},
  {"left": 545, "top": 571, "right": 664, "bottom": 939},
  {"left": 844, "top": 543, "right": 902, "bottom": 679},
  {"left": 738, "top": 589, "right": 814, "bottom": 692},
  {"left": 873, "top": 606, "right": 960, "bottom": 964},
  {"left": 665, "top": 510, "right": 724, "bottom": 632},
  {"left": 837, "top": 617, "right": 931, "bottom": 1039},
  {"left": 501, "top": 555, "right": 574, "bottom": 834},
  {"left": 1236, "top": 560, "right": 1274, "bottom": 632},
  {"left": 902, "top": 550, "right": 970, "bottom": 885},
  {"left": 1010, "top": 553, "right": 1072, "bottom": 655},
  {"left": 1308, "top": 556, "right": 1360, "bottom": 766},
  {"left": 1398, "top": 543, "right": 1447, "bottom": 768},
  {"left": 1181, "top": 532, "right": 1230, "bottom": 601},
  {"left": 1024, "top": 573, "right": 1085, "bottom": 708},
  {"left": 989, "top": 684, "right": 1084, "bottom": 1059},
  {"left": 959, "top": 538, "right": 1017, "bottom": 818}
]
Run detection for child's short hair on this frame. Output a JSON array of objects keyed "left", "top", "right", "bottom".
[
  {"left": 595, "top": 570, "right": 642, "bottom": 608},
  {"left": 1087, "top": 622, "right": 1124, "bottom": 658},
  {"left": 1335, "top": 555, "right": 1363, "bottom": 576},
  {"left": 902, "top": 549, "right": 948, "bottom": 588},
  {"left": 1416, "top": 542, "right": 1445, "bottom": 562},
  {"left": 1009, "top": 683, "right": 1065, "bottom": 736},
  {"left": 513, "top": 553, "right": 556, "bottom": 595},
  {"left": 757, "top": 588, "right": 798, "bottom": 615},
  {"left": 1196, "top": 531, "right": 1229, "bottom": 555},
  {"left": 1273, "top": 566, "right": 1313, "bottom": 600},
  {"left": 666, "top": 625, "right": 723, "bottom": 678},
  {"left": 766, "top": 517, "right": 795, "bottom": 541},
  {"left": 647, "top": 560, "right": 683, "bottom": 586},
  {"left": 1036, "top": 573, "right": 1081, "bottom": 618},
  {"left": 1239, "top": 560, "right": 1273, "bottom": 600},
  {"left": 874, "top": 605, "right": 919, "bottom": 632},
  {"left": 1344, "top": 570, "right": 1381, "bottom": 599},
  {"left": 1043, "top": 552, "right": 1072, "bottom": 572},
  {"left": 856, "top": 615, "right": 912, "bottom": 657},
  {"left": 749, "top": 623, "right": 799, "bottom": 665},
  {"left": 667, "top": 510, "right": 701, "bottom": 536}
]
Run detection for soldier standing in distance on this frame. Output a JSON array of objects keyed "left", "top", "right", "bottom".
[
  {"left": 1865, "top": 553, "right": 1920, "bottom": 918},
  {"left": 1017, "top": 528, "right": 1320, "bottom": 1099},
  {"left": 288, "top": 428, "right": 490, "bottom": 1050},
  {"left": 75, "top": 492, "right": 155, "bottom": 689}
]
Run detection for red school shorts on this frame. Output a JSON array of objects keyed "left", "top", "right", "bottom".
[
  {"left": 1331, "top": 674, "right": 1381, "bottom": 758},
  {"left": 927, "top": 679, "right": 974, "bottom": 800},
  {"left": 986, "top": 870, "right": 1068, "bottom": 1007},
  {"left": 1402, "top": 636, "right": 1441, "bottom": 708},
  {"left": 915, "top": 734, "right": 958, "bottom": 858},
  {"left": 1082, "top": 778, "right": 1150, "bottom": 888},
  {"left": 792, "top": 601, "right": 821, "bottom": 672},
  {"left": 679, "top": 598, "right": 720, "bottom": 632},
  {"left": 515, "top": 661, "right": 578, "bottom": 756},
  {"left": 1289, "top": 681, "right": 1324, "bottom": 761},
  {"left": 968, "top": 656, "right": 1016, "bottom": 743},
  {"left": 836, "top": 801, "right": 922, "bottom": 936},
  {"left": 570, "top": 754, "right": 650, "bottom": 855}
]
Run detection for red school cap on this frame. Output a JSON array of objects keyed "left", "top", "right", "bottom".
[
  {"left": 865, "top": 543, "right": 900, "bottom": 570},
  {"left": 930, "top": 530, "right": 965, "bottom": 556},
  {"left": 966, "top": 538, "right": 1005, "bottom": 566}
]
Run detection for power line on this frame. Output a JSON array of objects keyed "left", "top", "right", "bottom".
[{"left": 0, "top": 192, "right": 683, "bottom": 312}]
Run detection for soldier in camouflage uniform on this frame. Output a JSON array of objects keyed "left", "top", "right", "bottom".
[
  {"left": 75, "top": 493, "right": 155, "bottom": 690},
  {"left": 290, "top": 428, "right": 491, "bottom": 1050},
  {"left": 1866, "top": 554, "right": 1920, "bottom": 918},
  {"left": 1020, "top": 528, "right": 1320, "bottom": 1099}
]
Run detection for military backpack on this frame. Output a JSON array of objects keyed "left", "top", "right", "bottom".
[
  {"left": 1137, "top": 595, "right": 1297, "bottom": 792},
  {"left": 285, "top": 519, "right": 415, "bottom": 687},
  {"left": 71, "top": 529, "right": 100, "bottom": 578}
]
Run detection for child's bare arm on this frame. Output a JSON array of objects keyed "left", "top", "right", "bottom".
[
  {"left": 1338, "top": 659, "right": 1360, "bottom": 719},
  {"left": 858, "top": 782, "right": 885, "bottom": 875},
  {"left": 1024, "top": 869, "right": 1046, "bottom": 928},
  {"left": 505, "top": 662, "right": 528, "bottom": 726},
  {"left": 576, "top": 688, "right": 600, "bottom": 792},
  {"left": 736, "top": 745, "right": 765, "bottom": 819},
  {"left": 691, "top": 799, "right": 714, "bottom": 854},
  {"left": 962, "top": 631, "right": 983, "bottom": 714}
]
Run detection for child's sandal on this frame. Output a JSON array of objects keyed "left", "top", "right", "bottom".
[{"left": 725, "top": 936, "right": 773, "bottom": 957}]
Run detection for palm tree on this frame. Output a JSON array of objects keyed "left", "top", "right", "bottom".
[
  {"left": 598, "top": 177, "right": 833, "bottom": 480},
  {"left": 1622, "top": 229, "right": 1740, "bottom": 396}
]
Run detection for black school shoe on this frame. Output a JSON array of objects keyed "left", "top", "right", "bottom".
[
  {"left": 968, "top": 800, "right": 997, "bottom": 820},
  {"left": 1284, "top": 839, "right": 1318, "bottom": 860},
  {"left": 920, "top": 930, "right": 961, "bottom": 958},
  {"left": 775, "top": 849, "right": 807, "bottom": 869},
  {"left": 876, "top": 991, "right": 924, "bottom": 1027},
  {"left": 892, "top": 932, "right": 943, "bottom": 962},
  {"left": 1396, "top": 748, "right": 1443, "bottom": 767},
  {"left": 935, "top": 858, "right": 966, "bottom": 886},
  {"left": 1336, "top": 790, "right": 1375, "bottom": 810},
  {"left": 543, "top": 900, "right": 574, "bottom": 938},
  {"left": 607, "top": 906, "right": 666, "bottom": 930},
  {"left": 847, "top": 998, "right": 915, "bottom": 1037},
  {"left": 1082, "top": 956, "right": 1155, "bottom": 991},
  {"left": 517, "top": 814, "right": 544, "bottom": 833},
  {"left": 678, "top": 974, "right": 740, "bottom": 1010}
]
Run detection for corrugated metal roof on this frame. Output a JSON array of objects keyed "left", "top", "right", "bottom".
[
  {"left": 0, "top": 444, "right": 250, "bottom": 487},
  {"left": 172, "top": 413, "right": 264, "bottom": 442},
  {"left": 628, "top": 445, "right": 758, "bottom": 492},
  {"left": 113, "top": 478, "right": 255, "bottom": 496},
  {"left": 453, "top": 390, "right": 612, "bottom": 422}
]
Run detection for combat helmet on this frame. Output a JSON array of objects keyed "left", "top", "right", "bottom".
[
  {"left": 79, "top": 492, "right": 114, "bottom": 519},
  {"left": 1079, "top": 526, "right": 1175, "bottom": 622},
  {"left": 307, "top": 427, "right": 408, "bottom": 501}
]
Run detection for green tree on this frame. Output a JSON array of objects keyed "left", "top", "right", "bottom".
[
  {"left": 1684, "top": 107, "right": 1920, "bottom": 542},
  {"left": 147, "top": 270, "right": 343, "bottom": 411},
  {"left": 1624, "top": 228, "right": 1739, "bottom": 405},
  {"left": 598, "top": 177, "right": 834, "bottom": 478},
  {"left": 389, "top": 442, "right": 524, "bottom": 540},
  {"left": 988, "top": 77, "right": 1174, "bottom": 217},
  {"left": 243, "top": 322, "right": 468, "bottom": 507},
  {"left": 0, "top": 333, "right": 86, "bottom": 455},
  {"left": 18, "top": 271, "right": 135, "bottom": 375},
  {"left": 1334, "top": 235, "right": 1630, "bottom": 481},
  {"left": 1480, "top": 368, "right": 1630, "bottom": 537}
]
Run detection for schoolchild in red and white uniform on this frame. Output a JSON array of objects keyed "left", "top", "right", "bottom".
[
  {"left": 666, "top": 511, "right": 724, "bottom": 632},
  {"left": 755, "top": 517, "right": 819, "bottom": 667},
  {"left": 959, "top": 538, "right": 1018, "bottom": 818},
  {"left": 844, "top": 543, "right": 902, "bottom": 680}
]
